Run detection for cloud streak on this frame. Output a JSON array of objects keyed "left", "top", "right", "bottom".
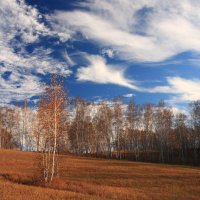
[
  {"left": 51, "top": 0, "right": 200, "bottom": 62},
  {"left": 146, "top": 77, "right": 200, "bottom": 104},
  {"left": 0, "top": 0, "right": 71, "bottom": 103},
  {"left": 1, "top": 0, "right": 200, "bottom": 107},
  {"left": 77, "top": 55, "right": 138, "bottom": 90}
]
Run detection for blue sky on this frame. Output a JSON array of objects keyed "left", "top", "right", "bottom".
[{"left": 1, "top": 0, "right": 200, "bottom": 111}]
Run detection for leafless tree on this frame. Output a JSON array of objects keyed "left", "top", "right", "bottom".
[
  {"left": 174, "top": 112, "right": 188, "bottom": 163},
  {"left": 189, "top": 101, "right": 200, "bottom": 164},
  {"left": 93, "top": 101, "right": 113, "bottom": 158},
  {"left": 38, "top": 75, "right": 68, "bottom": 183},
  {"left": 113, "top": 98, "right": 123, "bottom": 159}
]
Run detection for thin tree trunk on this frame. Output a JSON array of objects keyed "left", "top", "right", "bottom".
[{"left": 50, "top": 103, "right": 57, "bottom": 182}]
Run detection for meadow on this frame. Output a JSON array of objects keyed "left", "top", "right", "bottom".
[{"left": 0, "top": 150, "right": 200, "bottom": 200}]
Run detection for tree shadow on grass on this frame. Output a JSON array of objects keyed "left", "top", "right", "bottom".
[{"left": 0, "top": 173, "right": 38, "bottom": 186}]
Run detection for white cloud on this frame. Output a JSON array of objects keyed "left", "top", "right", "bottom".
[
  {"left": 171, "top": 107, "right": 188, "bottom": 116},
  {"left": 149, "top": 77, "right": 200, "bottom": 103},
  {"left": 0, "top": 71, "right": 44, "bottom": 104},
  {"left": 2, "top": 0, "right": 200, "bottom": 106},
  {"left": 101, "top": 48, "right": 115, "bottom": 58},
  {"left": 63, "top": 50, "right": 75, "bottom": 66},
  {"left": 77, "top": 55, "right": 138, "bottom": 90},
  {"left": 0, "top": 0, "right": 71, "bottom": 103},
  {"left": 0, "top": 0, "right": 48, "bottom": 44},
  {"left": 51, "top": 10, "right": 166, "bottom": 62},
  {"left": 123, "top": 93, "right": 134, "bottom": 98},
  {"left": 51, "top": 0, "right": 200, "bottom": 62}
]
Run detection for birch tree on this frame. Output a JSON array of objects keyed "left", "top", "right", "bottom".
[
  {"left": 38, "top": 75, "right": 68, "bottom": 183},
  {"left": 113, "top": 98, "right": 123, "bottom": 159}
]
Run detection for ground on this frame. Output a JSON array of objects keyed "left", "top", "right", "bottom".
[{"left": 0, "top": 150, "right": 200, "bottom": 200}]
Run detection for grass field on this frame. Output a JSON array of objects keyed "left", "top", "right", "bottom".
[{"left": 0, "top": 150, "right": 200, "bottom": 200}]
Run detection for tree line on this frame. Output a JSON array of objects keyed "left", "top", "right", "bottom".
[{"left": 1, "top": 75, "right": 200, "bottom": 172}]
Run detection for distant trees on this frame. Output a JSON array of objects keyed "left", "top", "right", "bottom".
[
  {"left": 0, "top": 108, "right": 18, "bottom": 149},
  {"left": 174, "top": 112, "right": 188, "bottom": 163},
  {"left": 32, "top": 112, "right": 42, "bottom": 152},
  {"left": 68, "top": 98, "right": 93, "bottom": 155},
  {"left": 143, "top": 104, "right": 154, "bottom": 161},
  {"left": 20, "top": 101, "right": 37, "bottom": 151},
  {"left": 189, "top": 101, "right": 200, "bottom": 164},
  {"left": 0, "top": 129, "right": 13, "bottom": 149},
  {"left": 93, "top": 101, "right": 113, "bottom": 157},
  {"left": 154, "top": 101, "right": 173, "bottom": 163},
  {"left": 113, "top": 98, "right": 123, "bottom": 159},
  {"left": 1, "top": 82, "right": 200, "bottom": 166}
]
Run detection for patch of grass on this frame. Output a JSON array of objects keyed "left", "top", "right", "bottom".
[{"left": 0, "top": 150, "right": 200, "bottom": 200}]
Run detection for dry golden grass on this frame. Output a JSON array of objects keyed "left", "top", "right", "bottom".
[{"left": 0, "top": 150, "right": 200, "bottom": 200}]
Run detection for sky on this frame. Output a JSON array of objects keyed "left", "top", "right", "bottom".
[{"left": 1, "top": 0, "right": 200, "bottom": 111}]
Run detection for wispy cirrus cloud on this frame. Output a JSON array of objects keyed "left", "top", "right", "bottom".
[
  {"left": 0, "top": 71, "right": 45, "bottom": 104},
  {"left": 1, "top": 0, "right": 200, "bottom": 107},
  {"left": 0, "top": 0, "right": 71, "bottom": 104},
  {"left": 51, "top": 0, "right": 200, "bottom": 62},
  {"left": 123, "top": 93, "right": 135, "bottom": 98},
  {"left": 147, "top": 77, "right": 200, "bottom": 104},
  {"left": 77, "top": 55, "right": 138, "bottom": 90}
]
